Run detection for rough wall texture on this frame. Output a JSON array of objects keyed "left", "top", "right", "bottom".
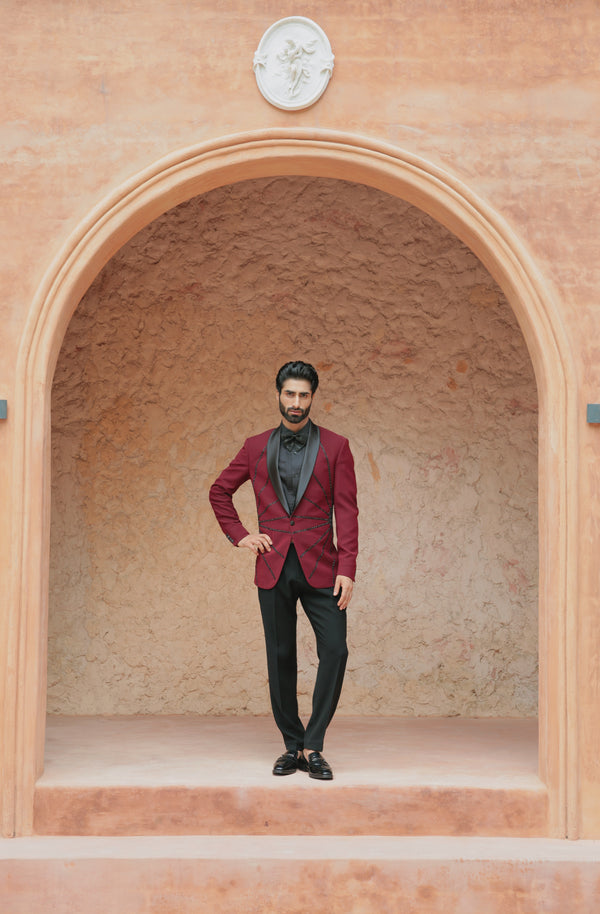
[{"left": 48, "top": 176, "right": 538, "bottom": 717}]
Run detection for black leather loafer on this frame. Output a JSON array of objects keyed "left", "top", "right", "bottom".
[
  {"left": 273, "top": 750, "right": 308, "bottom": 776},
  {"left": 306, "top": 751, "right": 333, "bottom": 780}
]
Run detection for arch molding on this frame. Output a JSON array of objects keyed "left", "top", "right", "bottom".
[{"left": 7, "top": 129, "right": 576, "bottom": 836}]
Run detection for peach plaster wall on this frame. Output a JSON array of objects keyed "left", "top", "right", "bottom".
[
  {"left": 1, "top": 0, "right": 598, "bottom": 836},
  {"left": 48, "top": 177, "right": 538, "bottom": 718}
]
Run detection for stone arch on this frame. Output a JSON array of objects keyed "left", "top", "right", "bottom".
[{"left": 8, "top": 130, "right": 576, "bottom": 836}]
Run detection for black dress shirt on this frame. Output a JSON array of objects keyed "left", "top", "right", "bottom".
[{"left": 278, "top": 420, "right": 311, "bottom": 513}]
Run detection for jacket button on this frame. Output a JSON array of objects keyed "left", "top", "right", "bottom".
[{"left": 290, "top": 519, "right": 295, "bottom": 526}]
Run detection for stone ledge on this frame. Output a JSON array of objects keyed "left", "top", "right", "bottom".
[
  {"left": 34, "top": 782, "right": 549, "bottom": 837},
  {"left": 4, "top": 835, "right": 600, "bottom": 861},
  {"left": 2, "top": 837, "right": 600, "bottom": 914},
  {"left": 34, "top": 716, "right": 548, "bottom": 837}
]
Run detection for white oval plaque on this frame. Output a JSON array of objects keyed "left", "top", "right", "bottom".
[{"left": 253, "top": 17, "right": 334, "bottom": 111}]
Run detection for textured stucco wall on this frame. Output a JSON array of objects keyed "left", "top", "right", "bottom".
[{"left": 48, "top": 176, "right": 538, "bottom": 717}]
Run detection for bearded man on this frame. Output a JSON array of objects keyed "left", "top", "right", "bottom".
[{"left": 209, "top": 360, "right": 359, "bottom": 780}]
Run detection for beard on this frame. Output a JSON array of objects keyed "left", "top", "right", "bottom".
[{"left": 279, "top": 398, "right": 311, "bottom": 425}]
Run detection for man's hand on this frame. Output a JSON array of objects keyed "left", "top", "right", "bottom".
[
  {"left": 237, "top": 533, "right": 273, "bottom": 554},
  {"left": 333, "top": 575, "right": 354, "bottom": 610}
]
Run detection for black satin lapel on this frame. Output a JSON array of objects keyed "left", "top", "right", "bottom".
[
  {"left": 295, "top": 422, "right": 320, "bottom": 510},
  {"left": 267, "top": 426, "right": 290, "bottom": 514}
]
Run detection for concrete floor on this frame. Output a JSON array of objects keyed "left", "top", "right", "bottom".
[{"left": 40, "top": 714, "right": 540, "bottom": 788}]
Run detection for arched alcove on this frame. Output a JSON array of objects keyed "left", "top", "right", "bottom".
[
  {"left": 8, "top": 131, "right": 575, "bottom": 836},
  {"left": 48, "top": 177, "right": 539, "bottom": 721}
]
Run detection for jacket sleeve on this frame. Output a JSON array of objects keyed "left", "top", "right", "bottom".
[
  {"left": 208, "top": 441, "right": 253, "bottom": 546},
  {"left": 333, "top": 438, "right": 359, "bottom": 580}
]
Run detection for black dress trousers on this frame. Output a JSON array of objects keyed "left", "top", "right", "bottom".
[{"left": 258, "top": 544, "right": 348, "bottom": 752}]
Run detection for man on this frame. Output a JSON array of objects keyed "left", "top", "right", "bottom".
[{"left": 209, "top": 361, "right": 358, "bottom": 780}]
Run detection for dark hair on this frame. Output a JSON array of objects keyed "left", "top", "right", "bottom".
[{"left": 275, "top": 360, "right": 319, "bottom": 394}]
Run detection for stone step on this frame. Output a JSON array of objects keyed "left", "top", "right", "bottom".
[
  {"left": 35, "top": 715, "right": 548, "bottom": 837},
  {"left": 3, "top": 836, "right": 600, "bottom": 913},
  {"left": 34, "top": 779, "right": 548, "bottom": 837}
]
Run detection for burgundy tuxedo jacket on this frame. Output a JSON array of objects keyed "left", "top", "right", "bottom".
[{"left": 209, "top": 422, "right": 359, "bottom": 590}]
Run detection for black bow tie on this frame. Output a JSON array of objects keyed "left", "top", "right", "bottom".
[{"left": 281, "top": 428, "right": 307, "bottom": 453}]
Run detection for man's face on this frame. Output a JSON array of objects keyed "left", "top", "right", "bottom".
[{"left": 277, "top": 378, "right": 314, "bottom": 429}]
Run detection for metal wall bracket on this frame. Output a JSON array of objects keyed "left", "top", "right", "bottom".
[{"left": 587, "top": 404, "right": 600, "bottom": 424}]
